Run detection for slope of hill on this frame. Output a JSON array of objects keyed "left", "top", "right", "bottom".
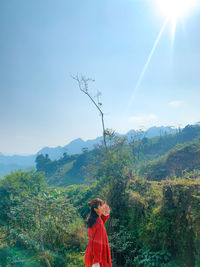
[
  {"left": 0, "top": 125, "right": 177, "bottom": 178},
  {"left": 138, "top": 135, "right": 200, "bottom": 180},
  {"left": 131, "top": 124, "right": 200, "bottom": 164},
  {"left": 35, "top": 124, "right": 200, "bottom": 187},
  {"left": 35, "top": 148, "right": 101, "bottom": 187}
]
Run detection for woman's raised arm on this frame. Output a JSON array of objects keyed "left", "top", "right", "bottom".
[{"left": 101, "top": 202, "right": 110, "bottom": 224}]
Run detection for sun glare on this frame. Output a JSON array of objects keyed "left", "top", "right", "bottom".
[
  {"left": 127, "top": 0, "right": 199, "bottom": 111},
  {"left": 155, "top": 0, "right": 198, "bottom": 43},
  {"left": 156, "top": 0, "right": 197, "bottom": 19}
]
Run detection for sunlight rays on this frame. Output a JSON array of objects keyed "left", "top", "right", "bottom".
[
  {"left": 126, "top": 0, "right": 198, "bottom": 112},
  {"left": 126, "top": 18, "right": 168, "bottom": 111}
]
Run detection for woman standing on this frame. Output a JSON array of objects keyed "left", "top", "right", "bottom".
[{"left": 85, "top": 198, "right": 112, "bottom": 267}]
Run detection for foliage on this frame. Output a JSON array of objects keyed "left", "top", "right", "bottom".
[
  {"left": 0, "top": 170, "right": 87, "bottom": 266},
  {"left": 65, "top": 250, "right": 85, "bottom": 267},
  {"left": 138, "top": 139, "right": 200, "bottom": 180},
  {"left": 34, "top": 124, "right": 200, "bottom": 187},
  {"left": 1, "top": 124, "right": 200, "bottom": 266},
  {"left": 133, "top": 248, "right": 171, "bottom": 267},
  {"left": 35, "top": 148, "right": 102, "bottom": 187}
]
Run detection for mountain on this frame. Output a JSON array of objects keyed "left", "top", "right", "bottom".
[
  {"left": 37, "top": 137, "right": 104, "bottom": 160},
  {"left": 0, "top": 153, "right": 36, "bottom": 179},
  {"left": 36, "top": 124, "right": 200, "bottom": 187},
  {"left": 36, "top": 126, "right": 178, "bottom": 159},
  {"left": 0, "top": 125, "right": 179, "bottom": 179},
  {"left": 145, "top": 126, "right": 176, "bottom": 138}
]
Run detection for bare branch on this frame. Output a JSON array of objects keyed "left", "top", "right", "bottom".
[{"left": 72, "top": 73, "right": 108, "bottom": 151}]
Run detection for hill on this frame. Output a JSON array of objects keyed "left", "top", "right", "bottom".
[
  {"left": 35, "top": 124, "right": 200, "bottom": 187},
  {"left": 0, "top": 125, "right": 177, "bottom": 178},
  {"left": 138, "top": 136, "right": 200, "bottom": 180}
]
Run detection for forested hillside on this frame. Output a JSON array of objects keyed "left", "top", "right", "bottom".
[
  {"left": 35, "top": 149, "right": 101, "bottom": 187},
  {"left": 1, "top": 124, "right": 200, "bottom": 266},
  {"left": 35, "top": 124, "right": 200, "bottom": 187},
  {"left": 139, "top": 136, "right": 200, "bottom": 180},
  {"left": 0, "top": 126, "right": 177, "bottom": 179}
]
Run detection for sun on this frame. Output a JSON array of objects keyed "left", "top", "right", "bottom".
[
  {"left": 156, "top": 0, "right": 197, "bottom": 20},
  {"left": 155, "top": 0, "right": 198, "bottom": 42}
]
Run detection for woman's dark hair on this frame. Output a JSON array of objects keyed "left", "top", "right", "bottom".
[{"left": 86, "top": 198, "right": 103, "bottom": 228}]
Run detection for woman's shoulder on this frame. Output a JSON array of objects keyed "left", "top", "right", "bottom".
[
  {"left": 88, "top": 218, "right": 102, "bottom": 233},
  {"left": 89, "top": 217, "right": 102, "bottom": 230}
]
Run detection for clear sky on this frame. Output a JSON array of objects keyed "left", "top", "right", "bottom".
[{"left": 0, "top": 0, "right": 200, "bottom": 155}]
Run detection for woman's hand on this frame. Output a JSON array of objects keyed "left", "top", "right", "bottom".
[
  {"left": 92, "top": 263, "right": 100, "bottom": 267},
  {"left": 102, "top": 201, "right": 110, "bottom": 216}
]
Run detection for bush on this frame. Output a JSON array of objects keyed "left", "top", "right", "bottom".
[
  {"left": 65, "top": 250, "right": 85, "bottom": 267},
  {"left": 133, "top": 248, "right": 171, "bottom": 267}
]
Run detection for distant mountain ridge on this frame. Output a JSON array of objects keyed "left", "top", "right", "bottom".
[
  {"left": 37, "top": 126, "right": 177, "bottom": 159},
  {"left": 37, "top": 124, "right": 200, "bottom": 187},
  {"left": 0, "top": 125, "right": 179, "bottom": 178}
]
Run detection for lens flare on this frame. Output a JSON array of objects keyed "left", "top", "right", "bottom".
[{"left": 156, "top": 0, "right": 197, "bottom": 41}]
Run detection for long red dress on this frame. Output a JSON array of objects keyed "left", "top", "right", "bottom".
[{"left": 84, "top": 213, "right": 112, "bottom": 267}]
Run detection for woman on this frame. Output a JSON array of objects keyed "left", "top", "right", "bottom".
[{"left": 84, "top": 198, "right": 112, "bottom": 267}]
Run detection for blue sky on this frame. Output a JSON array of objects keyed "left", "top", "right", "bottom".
[{"left": 0, "top": 0, "right": 200, "bottom": 155}]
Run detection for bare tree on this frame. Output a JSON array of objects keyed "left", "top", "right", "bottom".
[{"left": 71, "top": 74, "right": 108, "bottom": 151}]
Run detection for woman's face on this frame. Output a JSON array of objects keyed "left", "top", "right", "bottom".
[{"left": 94, "top": 203, "right": 104, "bottom": 216}]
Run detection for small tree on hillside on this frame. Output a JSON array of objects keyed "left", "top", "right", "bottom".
[{"left": 72, "top": 74, "right": 108, "bottom": 151}]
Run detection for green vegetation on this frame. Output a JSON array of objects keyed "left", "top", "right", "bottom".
[
  {"left": 34, "top": 124, "right": 200, "bottom": 187},
  {"left": 0, "top": 170, "right": 86, "bottom": 266},
  {"left": 1, "top": 124, "right": 200, "bottom": 266},
  {"left": 138, "top": 136, "right": 200, "bottom": 180},
  {"left": 35, "top": 148, "right": 101, "bottom": 187}
]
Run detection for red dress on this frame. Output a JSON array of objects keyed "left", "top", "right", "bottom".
[{"left": 84, "top": 213, "right": 112, "bottom": 267}]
